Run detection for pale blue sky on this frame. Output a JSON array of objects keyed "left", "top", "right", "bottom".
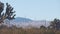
[{"left": 0, "top": 0, "right": 60, "bottom": 21}]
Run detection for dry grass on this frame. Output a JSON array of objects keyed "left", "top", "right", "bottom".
[{"left": 0, "top": 27, "right": 60, "bottom": 34}]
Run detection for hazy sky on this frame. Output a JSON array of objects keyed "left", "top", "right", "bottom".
[{"left": 0, "top": 0, "right": 60, "bottom": 21}]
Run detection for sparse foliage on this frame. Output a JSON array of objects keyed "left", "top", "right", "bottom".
[
  {"left": 0, "top": 2, "right": 16, "bottom": 23},
  {"left": 50, "top": 18, "right": 60, "bottom": 30},
  {"left": 40, "top": 25, "right": 46, "bottom": 29}
]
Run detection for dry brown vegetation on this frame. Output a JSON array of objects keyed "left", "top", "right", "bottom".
[{"left": 0, "top": 27, "right": 60, "bottom": 34}]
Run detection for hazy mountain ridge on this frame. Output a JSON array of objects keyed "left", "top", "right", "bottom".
[
  {"left": 12, "top": 17, "right": 32, "bottom": 22},
  {"left": 2, "top": 17, "right": 50, "bottom": 28}
]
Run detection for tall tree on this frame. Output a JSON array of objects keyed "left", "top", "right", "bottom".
[
  {"left": 50, "top": 18, "right": 60, "bottom": 30},
  {"left": 0, "top": 2, "right": 16, "bottom": 23},
  {"left": 0, "top": 2, "right": 4, "bottom": 17},
  {"left": 5, "top": 3, "right": 16, "bottom": 20}
]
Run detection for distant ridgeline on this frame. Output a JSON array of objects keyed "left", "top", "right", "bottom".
[{"left": 12, "top": 17, "right": 32, "bottom": 22}]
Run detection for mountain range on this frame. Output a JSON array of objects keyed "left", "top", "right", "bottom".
[
  {"left": 2, "top": 17, "right": 51, "bottom": 28},
  {"left": 12, "top": 17, "right": 32, "bottom": 22}
]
